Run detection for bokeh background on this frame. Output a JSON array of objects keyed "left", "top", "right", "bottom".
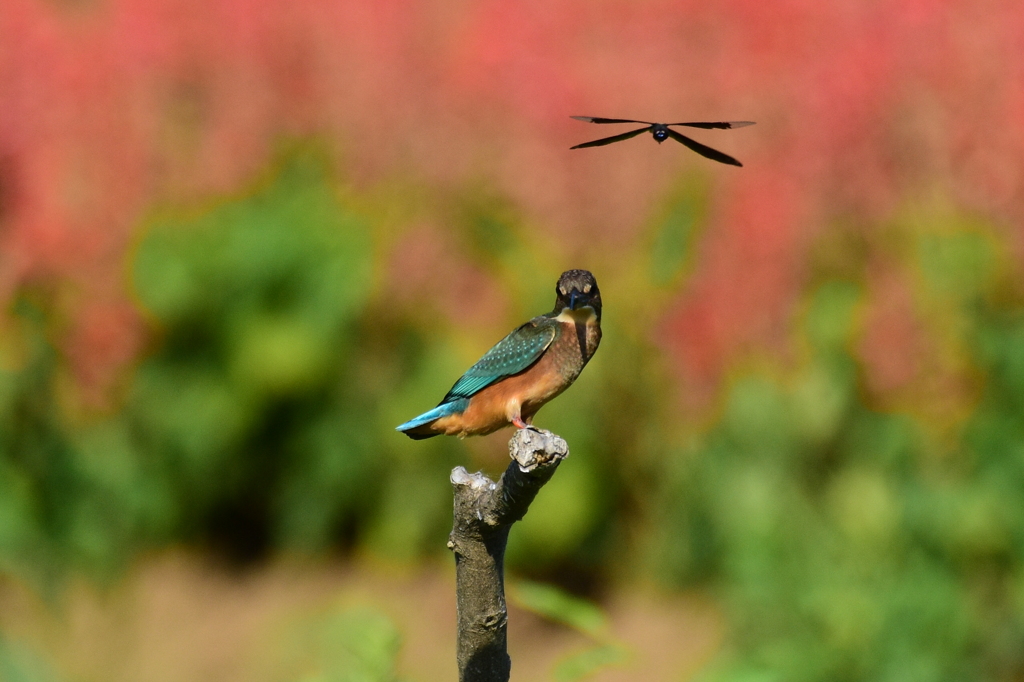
[{"left": 3, "top": 0, "right": 1024, "bottom": 680}]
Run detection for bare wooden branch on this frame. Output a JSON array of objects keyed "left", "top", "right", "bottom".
[{"left": 448, "top": 428, "right": 569, "bottom": 682}]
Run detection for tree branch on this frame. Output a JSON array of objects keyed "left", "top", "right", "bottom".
[{"left": 448, "top": 428, "right": 569, "bottom": 682}]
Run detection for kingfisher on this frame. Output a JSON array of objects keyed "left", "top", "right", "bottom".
[{"left": 396, "top": 270, "right": 602, "bottom": 439}]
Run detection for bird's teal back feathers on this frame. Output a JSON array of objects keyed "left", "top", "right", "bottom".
[
  {"left": 443, "top": 319, "right": 558, "bottom": 401},
  {"left": 394, "top": 319, "right": 558, "bottom": 438}
]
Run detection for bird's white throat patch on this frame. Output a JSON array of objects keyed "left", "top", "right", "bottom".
[{"left": 554, "top": 307, "right": 597, "bottom": 325}]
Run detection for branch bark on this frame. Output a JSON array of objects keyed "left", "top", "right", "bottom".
[{"left": 448, "top": 427, "right": 569, "bottom": 682}]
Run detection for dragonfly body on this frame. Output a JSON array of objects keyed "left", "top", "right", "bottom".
[
  {"left": 570, "top": 116, "right": 755, "bottom": 166},
  {"left": 651, "top": 124, "right": 670, "bottom": 142}
]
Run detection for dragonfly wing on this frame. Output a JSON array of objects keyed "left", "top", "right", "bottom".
[
  {"left": 665, "top": 128, "right": 743, "bottom": 166},
  {"left": 667, "top": 121, "right": 756, "bottom": 129},
  {"left": 570, "top": 126, "right": 651, "bottom": 149},
  {"left": 571, "top": 116, "right": 656, "bottom": 125}
]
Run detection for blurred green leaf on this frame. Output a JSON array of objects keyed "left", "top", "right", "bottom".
[
  {"left": 505, "top": 454, "right": 602, "bottom": 569},
  {"left": 281, "top": 605, "right": 403, "bottom": 682},
  {"left": 723, "top": 378, "right": 794, "bottom": 457},
  {"left": 825, "top": 468, "right": 900, "bottom": 549},
  {"left": 917, "top": 228, "right": 996, "bottom": 301},
  {"left": 512, "top": 580, "right": 608, "bottom": 637},
  {"left": 804, "top": 281, "right": 861, "bottom": 353},
  {"left": 553, "top": 644, "right": 629, "bottom": 682},
  {"left": 228, "top": 313, "right": 332, "bottom": 395},
  {"left": 790, "top": 360, "right": 853, "bottom": 446},
  {"left": 0, "top": 637, "right": 63, "bottom": 682}
]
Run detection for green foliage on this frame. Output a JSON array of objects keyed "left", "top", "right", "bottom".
[
  {"left": 512, "top": 580, "right": 629, "bottom": 681},
  {"left": 3, "top": 150, "right": 1024, "bottom": 681},
  {"left": 661, "top": 223, "right": 1024, "bottom": 681},
  {"left": 553, "top": 645, "right": 629, "bottom": 682},
  {"left": 274, "top": 605, "right": 404, "bottom": 682},
  {"left": 505, "top": 454, "right": 604, "bottom": 569},
  {"left": 0, "top": 636, "right": 63, "bottom": 682},
  {"left": 130, "top": 150, "right": 387, "bottom": 556},
  {"left": 0, "top": 150, "right": 403, "bottom": 581},
  {"left": 514, "top": 580, "right": 609, "bottom": 636},
  {"left": 0, "top": 302, "right": 161, "bottom": 583}
]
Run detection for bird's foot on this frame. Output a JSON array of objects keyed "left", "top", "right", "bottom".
[{"left": 512, "top": 415, "right": 541, "bottom": 433}]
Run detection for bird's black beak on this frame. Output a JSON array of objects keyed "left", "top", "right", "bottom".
[{"left": 569, "top": 289, "right": 590, "bottom": 310}]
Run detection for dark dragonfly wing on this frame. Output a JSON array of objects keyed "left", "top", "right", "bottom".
[
  {"left": 571, "top": 116, "right": 656, "bottom": 125},
  {"left": 442, "top": 318, "right": 559, "bottom": 401},
  {"left": 664, "top": 128, "right": 743, "bottom": 166},
  {"left": 570, "top": 126, "right": 651, "bottom": 149},
  {"left": 666, "top": 121, "right": 756, "bottom": 129}
]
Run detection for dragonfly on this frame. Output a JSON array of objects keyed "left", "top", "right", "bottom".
[{"left": 570, "top": 116, "right": 755, "bottom": 166}]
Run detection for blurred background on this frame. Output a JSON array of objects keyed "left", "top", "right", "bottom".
[{"left": 2, "top": 0, "right": 1024, "bottom": 680}]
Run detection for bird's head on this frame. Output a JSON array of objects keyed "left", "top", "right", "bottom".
[{"left": 554, "top": 269, "right": 601, "bottom": 320}]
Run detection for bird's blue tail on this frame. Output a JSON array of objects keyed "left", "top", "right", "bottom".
[{"left": 395, "top": 399, "right": 469, "bottom": 440}]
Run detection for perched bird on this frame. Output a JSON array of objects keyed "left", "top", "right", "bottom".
[
  {"left": 397, "top": 270, "right": 602, "bottom": 439},
  {"left": 570, "top": 116, "right": 755, "bottom": 166}
]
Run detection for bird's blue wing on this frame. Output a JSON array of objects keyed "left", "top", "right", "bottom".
[{"left": 443, "top": 318, "right": 559, "bottom": 401}]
